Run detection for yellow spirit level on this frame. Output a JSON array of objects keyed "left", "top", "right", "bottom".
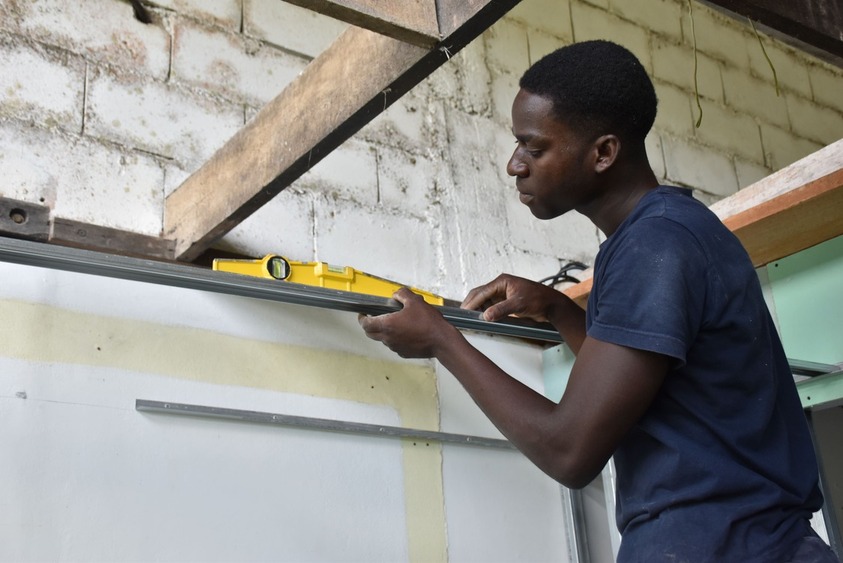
[{"left": 212, "top": 255, "right": 445, "bottom": 306}]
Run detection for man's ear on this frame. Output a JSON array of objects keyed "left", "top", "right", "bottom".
[{"left": 592, "top": 134, "right": 620, "bottom": 174}]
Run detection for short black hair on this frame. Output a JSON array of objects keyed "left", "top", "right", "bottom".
[{"left": 520, "top": 40, "right": 658, "bottom": 143}]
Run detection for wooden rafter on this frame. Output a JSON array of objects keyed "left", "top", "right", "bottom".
[
  {"left": 563, "top": 139, "right": 843, "bottom": 308},
  {"left": 282, "top": 0, "right": 441, "bottom": 48},
  {"left": 713, "top": 140, "right": 843, "bottom": 268},
  {"left": 0, "top": 196, "right": 175, "bottom": 260},
  {"left": 164, "top": 0, "right": 522, "bottom": 262},
  {"left": 721, "top": 168, "right": 843, "bottom": 266}
]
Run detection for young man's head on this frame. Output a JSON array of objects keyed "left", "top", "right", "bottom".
[
  {"left": 507, "top": 41, "right": 659, "bottom": 223},
  {"left": 519, "top": 40, "right": 657, "bottom": 147}
]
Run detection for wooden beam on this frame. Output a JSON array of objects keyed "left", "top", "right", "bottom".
[
  {"left": 51, "top": 218, "right": 176, "bottom": 260},
  {"left": 282, "top": 0, "right": 440, "bottom": 48},
  {"left": 708, "top": 138, "right": 843, "bottom": 219},
  {"left": 714, "top": 140, "right": 843, "bottom": 267},
  {"left": 564, "top": 139, "right": 843, "bottom": 308},
  {"left": 165, "top": 0, "right": 521, "bottom": 262},
  {"left": 721, "top": 168, "right": 843, "bottom": 267},
  {"left": 0, "top": 196, "right": 175, "bottom": 259},
  {"left": 699, "top": 0, "right": 843, "bottom": 65},
  {"left": 0, "top": 197, "right": 50, "bottom": 242}
]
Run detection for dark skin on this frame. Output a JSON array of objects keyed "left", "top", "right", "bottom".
[{"left": 359, "top": 89, "right": 671, "bottom": 488}]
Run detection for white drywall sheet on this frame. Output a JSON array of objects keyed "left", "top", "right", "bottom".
[
  {"left": 438, "top": 333, "right": 571, "bottom": 562},
  {"left": 0, "top": 260, "right": 571, "bottom": 562},
  {"left": 1, "top": 359, "right": 409, "bottom": 562}
]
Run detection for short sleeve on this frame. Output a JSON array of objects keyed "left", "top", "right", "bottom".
[{"left": 587, "top": 217, "right": 708, "bottom": 365}]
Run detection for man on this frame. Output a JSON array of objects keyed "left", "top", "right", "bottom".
[{"left": 358, "top": 40, "right": 836, "bottom": 562}]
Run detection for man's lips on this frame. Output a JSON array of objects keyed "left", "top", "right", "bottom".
[{"left": 518, "top": 191, "right": 533, "bottom": 204}]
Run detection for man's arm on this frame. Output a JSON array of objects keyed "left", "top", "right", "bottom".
[{"left": 359, "top": 288, "right": 670, "bottom": 488}]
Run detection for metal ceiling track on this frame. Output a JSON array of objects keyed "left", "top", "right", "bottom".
[{"left": 0, "top": 236, "right": 562, "bottom": 344}]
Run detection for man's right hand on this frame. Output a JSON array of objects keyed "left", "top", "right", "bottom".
[
  {"left": 462, "top": 273, "right": 587, "bottom": 353},
  {"left": 461, "top": 273, "right": 566, "bottom": 323}
]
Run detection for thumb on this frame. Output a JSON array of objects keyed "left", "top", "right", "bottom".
[
  {"left": 482, "top": 304, "right": 502, "bottom": 322},
  {"left": 482, "top": 299, "right": 515, "bottom": 322}
]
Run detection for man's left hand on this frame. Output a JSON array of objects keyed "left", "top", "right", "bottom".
[{"left": 358, "top": 287, "right": 460, "bottom": 359}]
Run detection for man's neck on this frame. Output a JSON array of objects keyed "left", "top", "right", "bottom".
[{"left": 581, "top": 163, "right": 659, "bottom": 237}]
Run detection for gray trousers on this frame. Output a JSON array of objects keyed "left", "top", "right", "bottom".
[{"left": 786, "top": 530, "right": 840, "bottom": 563}]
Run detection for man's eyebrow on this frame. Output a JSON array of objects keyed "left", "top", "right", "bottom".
[{"left": 511, "top": 129, "right": 535, "bottom": 142}]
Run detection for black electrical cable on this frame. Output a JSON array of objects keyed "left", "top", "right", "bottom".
[{"left": 539, "top": 261, "right": 588, "bottom": 286}]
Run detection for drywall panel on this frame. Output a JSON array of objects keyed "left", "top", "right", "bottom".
[
  {"left": 437, "top": 332, "right": 573, "bottom": 561},
  {"left": 0, "top": 260, "right": 446, "bottom": 561},
  {"left": 437, "top": 332, "right": 547, "bottom": 439},
  {"left": 542, "top": 344, "right": 618, "bottom": 563},
  {"left": 0, "top": 360, "right": 409, "bottom": 562},
  {"left": 0, "top": 258, "right": 574, "bottom": 562},
  {"left": 442, "top": 444, "right": 570, "bottom": 562},
  {"left": 766, "top": 235, "right": 843, "bottom": 548},
  {"left": 766, "top": 235, "right": 843, "bottom": 365}
]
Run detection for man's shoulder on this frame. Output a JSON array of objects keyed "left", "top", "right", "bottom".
[
  {"left": 619, "top": 185, "right": 733, "bottom": 253},
  {"left": 634, "top": 185, "right": 709, "bottom": 221},
  {"left": 609, "top": 187, "right": 709, "bottom": 252}
]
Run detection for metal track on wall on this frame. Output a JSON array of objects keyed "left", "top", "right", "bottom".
[
  {"left": 0, "top": 237, "right": 563, "bottom": 344},
  {"left": 135, "top": 399, "right": 516, "bottom": 449}
]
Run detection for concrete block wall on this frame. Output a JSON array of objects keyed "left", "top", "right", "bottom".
[
  {"left": 1, "top": 0, "right": 841, "bottom": 300},
  {"left": 232, "top": 0, "right": 843, "bottom": 298},
  {"left": 0, "top": 0, "right": 323, "bottom": 236}
]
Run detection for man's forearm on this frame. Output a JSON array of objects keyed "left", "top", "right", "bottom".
[{"left": 432, "top": 331, "right": 586, "bottom": 486}]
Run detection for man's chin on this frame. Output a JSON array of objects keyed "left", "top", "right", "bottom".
[{"left": 529, "top": 206, "right": 565, "bottom": 221}]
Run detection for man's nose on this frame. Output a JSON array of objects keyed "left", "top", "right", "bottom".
[{"left": 507, "top": 152, "right": 528, "bottom": 177}]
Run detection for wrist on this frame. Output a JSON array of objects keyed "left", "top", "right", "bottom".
[
  {"left": 431, "top": 321, "right": 465, "bottom": 358},
  {"left": 544, "top": 295, "right": 567, "bottom": 324}
]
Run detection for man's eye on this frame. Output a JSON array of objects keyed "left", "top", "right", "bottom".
[{"left": 514, "top": 139, "right": 541, "bottom": 157}]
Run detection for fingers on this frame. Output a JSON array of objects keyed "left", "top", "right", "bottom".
[
  {"left": 462, "top": 275, "right": 519, "bottom": 322},
  {"left": 461, "top": 277, "right": 507, "bottom": 311},
  {"left": 358, "top": 313, "right": 402, "bottom": 354},
  {"left": 461, "top": 274, "right": 553, "bottom": 323},
  {"left": 357, "top": 312, "right": 381, "bottom": 338},
  {"left": 483, "top": 291, "right": 539, "bottom": 321},
  {"left": 357, "top": 288, "right": 416, "bottom": 341},
  {"left": 481, "top": 299, "right": 514, "bottom": 322},
  {"left": 357, "top": 288, "right": 455, "bottom": 359},
  {"left": 460, "top": 287, "right": 488, "bottom": 311},
  {"left": 391, "top": 287, "right": 419, "bottom": 305}
]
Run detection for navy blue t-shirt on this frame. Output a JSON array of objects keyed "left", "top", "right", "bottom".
[{"left": 586, "top": 186, "right": 823, "bottom": 562}]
